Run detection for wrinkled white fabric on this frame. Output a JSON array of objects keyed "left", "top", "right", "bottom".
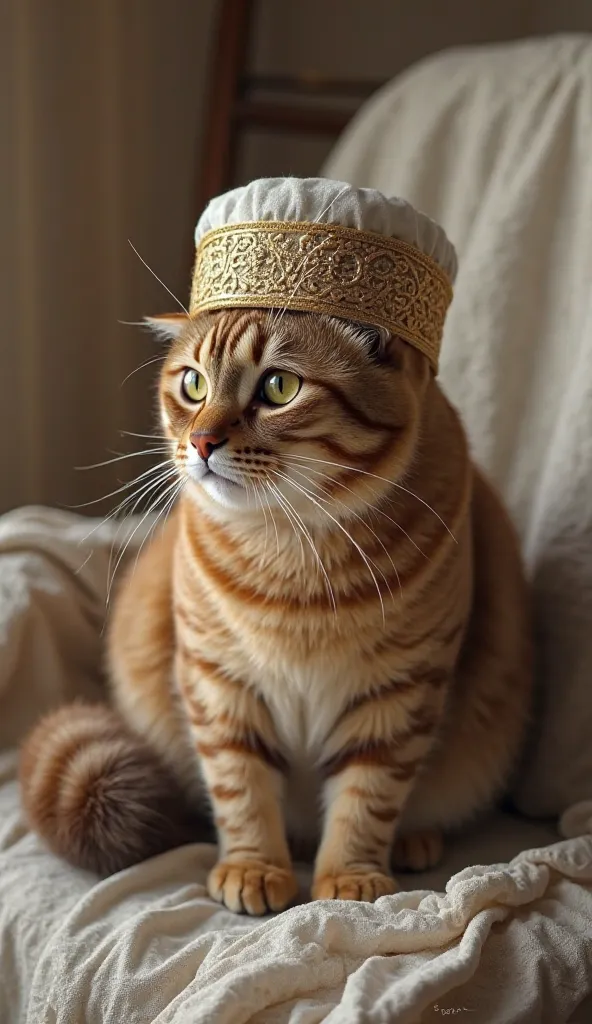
[
  {"left": 0, "top": 506, "right": 591, "bottom": 1023},
  {"left": 195, "top": 177, "right": 458, "bottom": 280},
  {"left": 325, "top": 33, "right": 592, "bottom": 818}
]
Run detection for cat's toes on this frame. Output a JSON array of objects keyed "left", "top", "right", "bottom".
[
  {"left": 392, "top": 829, "right": 443, "bottom": 871},
  {"left": 207, "top": 859, "right": 298, "bottom": 915},
  {"left": 311, "top": 870, "right": 398, "bottom": 902}
]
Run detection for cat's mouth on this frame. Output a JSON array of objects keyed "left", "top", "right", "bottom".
[
  {"left": 183, "top": 451, "right": 262, "bottom": 510},
  {"left": 193, "top": 464, "right": 251, "bottom": 508},
  {"left": 202, "top": 464, "right": 245, "bottom": 487}
]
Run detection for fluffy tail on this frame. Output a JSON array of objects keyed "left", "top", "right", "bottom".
[{"left": 19, "top": 702, "right": 205, "bottom": 875}]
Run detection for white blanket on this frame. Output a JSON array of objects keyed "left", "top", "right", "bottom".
[{"left": 1, "top": 506, "right": 592, "bottom": 1024}]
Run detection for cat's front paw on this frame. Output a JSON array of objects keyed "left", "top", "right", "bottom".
[
  {"left": 207, "top": 859, "right": 299, "bottom": 915},
  {"left": 311, "top": 870, "right": 398, "bottom": 902}
]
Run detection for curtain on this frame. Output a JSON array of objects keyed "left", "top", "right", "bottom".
[{"left": 0, "top": 0, "right": 214, "bottom": 513}]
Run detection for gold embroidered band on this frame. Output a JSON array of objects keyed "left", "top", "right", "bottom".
[{"left": 190, "top": 221, "right": 453, "bottom": 371}]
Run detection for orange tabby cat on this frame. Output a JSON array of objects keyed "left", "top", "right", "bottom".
[{"left": 20, "top": 308, "right": 532, "bottom": 914}]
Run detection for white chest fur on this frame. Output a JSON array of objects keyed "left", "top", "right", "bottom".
[
  {"left": 253, "top": 654, "right": 356, "bottom": 847},
  {"left": 257, "top": 654, "right": 351, "bottom": 757}
]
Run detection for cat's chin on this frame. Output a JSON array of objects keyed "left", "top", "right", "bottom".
[{"left": 191, "top": 471, "right": 254, "bottom": 512}]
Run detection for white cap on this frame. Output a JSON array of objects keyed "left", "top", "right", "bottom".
[
  {"left": 196, "top": 177, "right": 457, "bottom": 282},
  {"left": 191, "top": 178, "right": 456, "bottom": 371}
]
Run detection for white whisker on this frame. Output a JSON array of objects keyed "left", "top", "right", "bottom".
[
  {"left": 75, "top": 448, "right": 170, "bottom": 471},
  {"left": 282, "top": 453, "right": 456, "bottom": 542},
  {"left": 262, "top": 483, "right": 280, "bottom": 558},
  {"left": 285, "top": 460, "right": 426, "bottom": 559},
  {"left": 132, "top": 476, "right": 186, "bottom": 576},
  {"left": 74, "top": 551, "right": 93, "bottom": 576},
  {"left": 120, "top": 354, "right": 168, "bottom": 387},
  {"left": 106, "top": 474, "right": 181, "bottom": 607},
  {"left": 103, "top": 465, "right": 180, "bottom": 584},
  {"left": 120, "top": 430, "right": 170, "bottom": 442},
  {"left": 69, "top": 458, "right": 175, "bottom": 508},
  {"left": 273, "top": 470, "right": 386, "bottom": 623},
  {"left": 78, "top": 463, "right": 177, "bottom": 546},
  {"left": 267, "top": 184, "right": 350, "bottom": 334},
  {"left": 101, "top": 466, "right": 177, "bottom": 606},
  {"left": 268, "top": 231, "right": 336, "bottom": 333},
  {"left": 265, "top": 480, "right": 305, "bottom": 568},
  {"left": 265, "top": 478, "right": 336, "bottom": 613},
  {"left": 161, "top": 483, "right": 185, "bottom": 538},
  {"left": 247, "top": 480, "right": 270, "bottom": 566},
  {"left": 286, "top": 466, "right": 402, "bottom": 601},
  {"left": 127, "top": 240, "right": 189, "bottom": 315},
  {"left": 276, "top": 468, "right": 396, "bottom": 606}
]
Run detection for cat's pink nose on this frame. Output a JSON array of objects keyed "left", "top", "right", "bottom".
[{"left": 190, "top": 431, "right": 227, "bottom": 462}]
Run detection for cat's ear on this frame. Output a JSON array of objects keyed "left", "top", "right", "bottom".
[
  {"left": 366, "top": 325, "right": 390, "bottom": 359},
  {"left": 354, "top": 323, "right": 407, "bottom": 369},
  {"left": 352, "top": 323, "right": 391, "bottom": 360},
  {"left": 144, "top": 313, "right": 189, "bottom": 341}
]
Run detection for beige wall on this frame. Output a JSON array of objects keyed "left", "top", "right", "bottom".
[
  {"left": 1, "top": 0, "right": 591, "bottom": 513},
  {"left": 0, "top": 0, "right": 215, "bottom": 513}
]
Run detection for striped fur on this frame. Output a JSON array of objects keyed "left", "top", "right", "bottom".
[{"left": 20, "top": 309, "right": 532, "bottom": 912}]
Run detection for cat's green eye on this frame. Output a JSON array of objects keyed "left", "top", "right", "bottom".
[
  {"left": 261, "top": 370, "right": 301, "bottom": 406},
  {"left": 182, "top": 368, "right": 208, "bottom": 402}
]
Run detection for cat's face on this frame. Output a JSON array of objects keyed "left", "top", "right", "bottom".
[{"left": 154, "top": 309, "right": 429, "bottom": 526}]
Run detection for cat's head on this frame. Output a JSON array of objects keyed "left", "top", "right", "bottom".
[{"left": 152, "top": 309, "right": 431, "bottom": 526}]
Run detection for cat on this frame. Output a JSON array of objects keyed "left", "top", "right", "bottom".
[{"left": 20, "top": 308, "right": 532, "bottom": 914}]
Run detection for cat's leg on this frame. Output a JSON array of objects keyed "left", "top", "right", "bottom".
[
  {"left": 312, "top": 764, "right": 400, "bottom": 901},
  {"left": 177, "top": 657, "right": 298, "bottom": 915},
  {"left": 313, "top": 679, "right": 445, "bottom": 901}
]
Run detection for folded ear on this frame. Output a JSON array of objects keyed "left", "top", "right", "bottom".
[
  {"left": 349, "top": 321, "right": 408, "bottom": 369},
  {"left": 345, "top": 321, "right": 391, "bottom": 359},
  {"left": 144, "top": 313, "right": 189, "bottom": 341}
]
